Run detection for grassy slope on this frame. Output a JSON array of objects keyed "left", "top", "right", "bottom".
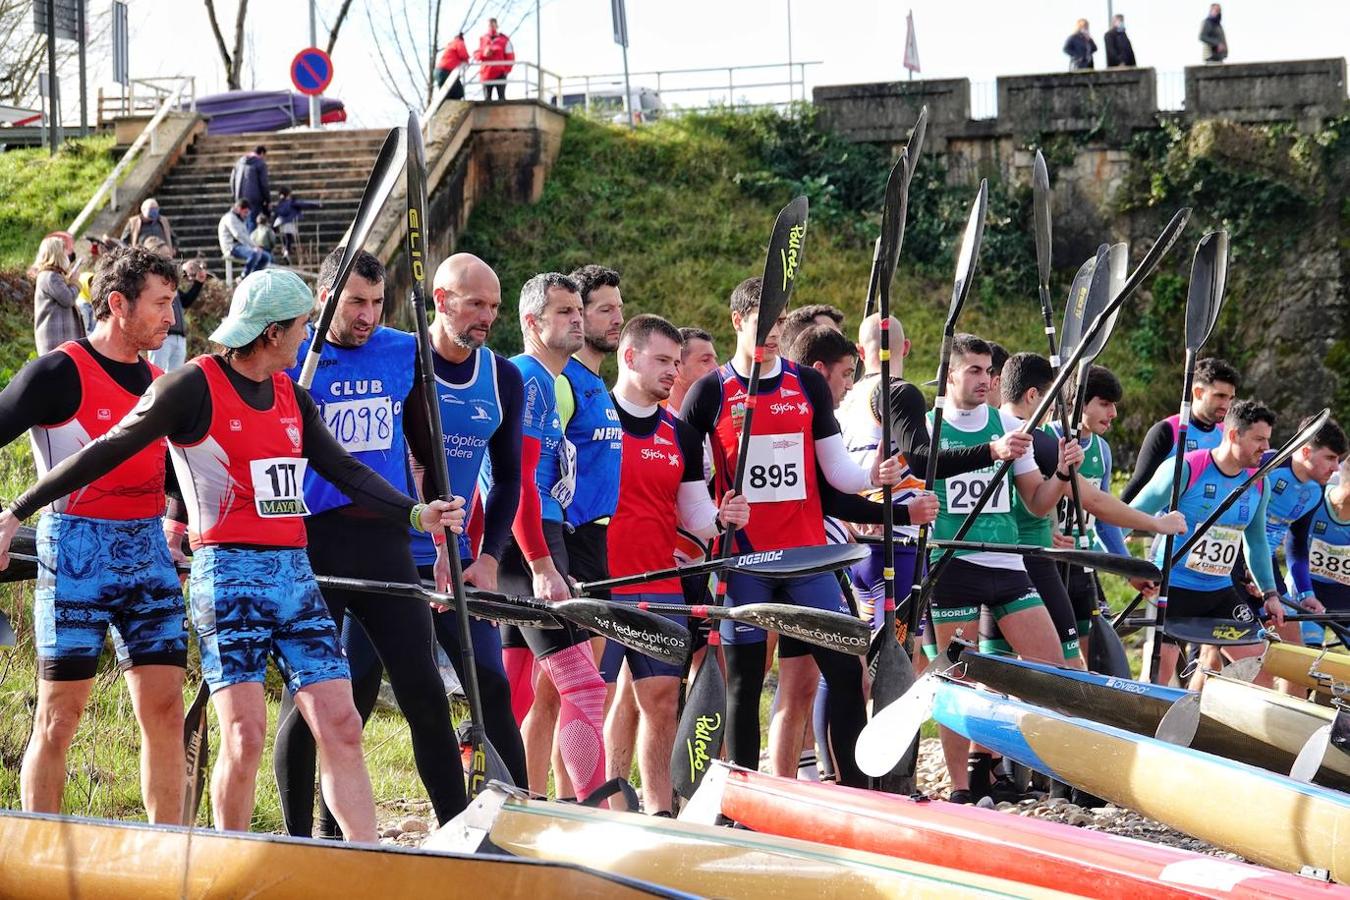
[{"left": 0, "top": 136, "right": 116, "bottom": 269}]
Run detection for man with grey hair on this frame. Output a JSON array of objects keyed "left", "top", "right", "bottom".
[
  {"left": 121, "top": 197, "right": 174, "bottom": 254},
  {"left": 502, "top": 272, "right": 611, "bottom": 803}
]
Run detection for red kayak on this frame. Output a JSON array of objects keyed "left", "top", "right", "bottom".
[{"left": 695, "top": 765, "right": 1349, "bottom": 899}]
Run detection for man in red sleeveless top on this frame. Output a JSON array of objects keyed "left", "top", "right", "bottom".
[
  {"left": 603, "top": 314, "right": 748, "bottom": 813},
  {"left": 681, "top": 276, "right": 903, "bottom": 788},
  {"left": 0, "top": 246, "right": 185, "bottom": 820},
  {"left": 0, "top": 270, "right": 464, "bottom": 840}
]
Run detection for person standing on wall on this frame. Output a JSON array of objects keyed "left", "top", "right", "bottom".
[
  {"left": 475, "top": 19, "right": 515, "bottom": 101},
  {"left": 1105, "top": 14, "right": 1136, "bottom": 68},
  {"left": 1063, "top": 19, "right": 1097, "bottom": 70},
  {"left": 1200, "top": 4, "right": 1228, "bottom": 63}
]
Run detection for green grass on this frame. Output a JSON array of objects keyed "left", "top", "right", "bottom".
[{"left": 0, "top": 136, "right": 116, "bottom": 269}]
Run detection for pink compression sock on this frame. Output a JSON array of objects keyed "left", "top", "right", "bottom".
[
  {"left": 503, "top": 647, "right": 536, "bottom": 726},
  {"left": 539, "top": 645, "right": 608, "bottom": 802}
]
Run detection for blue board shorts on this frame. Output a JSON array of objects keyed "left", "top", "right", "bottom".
[
  {"left": 189, "top": 546, "right": 348, "bottom": 693},
  {"left": 35, "top": 513, "right": 187, "bottom": 681},
  {"left": 721, "top": 570, "right": 849, "bottom": 646},
  {"left": 599, "top": 591, "right": 686, "bottom": 682}
]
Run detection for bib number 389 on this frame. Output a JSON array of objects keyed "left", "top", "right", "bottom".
[
  {"left": 744, "top": 432, "right": 806, "bottom": 504},
  {"left": 249, "top": 457, "right": 310, "bottom": 518},
  {"left": 1310, "top": 539, "right": 1350, "bottom": 587}
]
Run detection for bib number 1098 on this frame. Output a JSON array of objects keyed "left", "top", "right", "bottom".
[{"left": 249, "top": 457, "right": 310, "bottom": 518}]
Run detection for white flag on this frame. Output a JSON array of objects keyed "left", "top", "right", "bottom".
[{"left": 903, "top": 10, "right": 921, "bottom": 73}]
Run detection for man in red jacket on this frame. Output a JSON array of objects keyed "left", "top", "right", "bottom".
[
  {"left": 436, "top": 32, "right": 470, "bottom": 98},
  {"left": 475, "top": 18, "right": 515, "bottom": 101}
]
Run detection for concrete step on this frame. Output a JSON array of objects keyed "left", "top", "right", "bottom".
[{"left": 177, "top": 148, "right": 386, "bottom": 169}]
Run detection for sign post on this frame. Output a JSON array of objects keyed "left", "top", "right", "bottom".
[
  {"left": 611, "top": 0, "right": 633, "bottom": 127},
  {"left": 290, "top": 46, "right": 334, "bottom": 128},
  {"left": 307, "top": 0, "right": 319, "bottom": 128}
]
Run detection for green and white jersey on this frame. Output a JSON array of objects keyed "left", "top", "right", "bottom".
[
  {"left": 1010, "top": 422, "right": 1060, "bottom": 549},
  {"left": 928, "top": 404, "right": 1038, "bottom": 570}
]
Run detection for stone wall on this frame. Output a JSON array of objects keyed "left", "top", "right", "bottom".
[
  {"left": 814, "top": 79, "right": 968, "bottom": 149},
  {"left": 997, "top": 68, "right": 1156, "bottom": 143},
  {"left": 1185, "top": 58, "right": 1347, "bottom": 132}
]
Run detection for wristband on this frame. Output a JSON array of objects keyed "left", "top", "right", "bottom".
[
  {"left": 410, "top": 502, "right": 429, "bottom": 533},
  {"left": 1055, "top": 470, "right": 1073, "bottom": 482}
]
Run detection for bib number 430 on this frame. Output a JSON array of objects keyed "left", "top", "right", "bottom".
[{"left": 249, "top": 457, "right": 310, "bottom": 518}]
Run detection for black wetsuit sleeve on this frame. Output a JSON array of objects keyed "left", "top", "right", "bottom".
[
  {"left": 881, "top": 380, "right": 994, "bottom": 478},
  {"left": 1121, "top": 420, "right": 1175, "bottom": 503},
  {"left": 480, "top": 357, "right": 524, "bottom": 562},
  {"left": 177, "top": 279, "right": 203, "bottom": 311},
  {"left": 799, "top": 365, "right": 841, "bottom": 440},
  {"left": 0, "top": 353, "right": 81, "bottom": 446},
  {"left": 1031, "top": 429, "right": 1058, "bottom": 476},
  {"left": 294, "top": 385, "right": 417, "bottom": 524},
  {"left": 401, "top": 375, "right": 443, "bottom": 499},
  {"left": 10, "top": 365, "right": 208, "bottom": 519},
  {"left": 674, "top": 418, "right": 705, "bottom": 484},
  {"left": 817, "top": 473, "right": 913, "bottom": 526},
  {"left": 680, "top": 372, "right": 721, "bottom": 438}
]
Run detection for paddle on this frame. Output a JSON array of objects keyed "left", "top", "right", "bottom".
[
  {"left": 1141, "top": 231, "right": 1230, "bottom": 683},
  {"left": 577, "top": 542, "right": 867, "bottom": 594},
  {"left": 0, "top": 609, "right": 13, "bottom": 648},
  {"left": 921, "top": 207, "right": 1192, "bottom": 597},
  {"left": 672, "top": 196, "right": 809, "bottom": 801},
  {"left": 1087, "top": 576, "right": 1132, "bottom": 678},
  {"left": 638, "top": 600, "right": 870, "bottom": 656},
  {"left": 860, "top": 106, "right": 926, "bottom": 320},
  {"left": 872, "top": 111, "right": 928, "bottom": 793},
  {"left": 856, "top": 534, "right": 1160, "bottom": 581},
  {"left": 900, "top": 179, "right": 988, "bottom": 655},
  {"left": 310, "top": 575, "right": 563, "bottom": 629},
  {"left": 182, "top": 681, "right": 210, "bottom": 824},
  {"left": 854, "top": 638, "right": 967, "bottom": 778},
  {"left": 296, "top": 126, "right": 407, "bottom": 387},
  {"left": 1153, "top": 691, "right": 1202, "bottom": 746}
]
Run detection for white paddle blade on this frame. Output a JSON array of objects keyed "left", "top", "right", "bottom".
[
  {"left": 1219, "top": 656, "right": 1262, "bottom": 683},
  {"left": 1291, "top": 724, "right": 1333, "bottom": 782},
  {"left": 1154, "top": 692, "right": 1201, "bottom": 746},
  {"left": 855, "top": 675, "right": 938, "bottom": 778}
]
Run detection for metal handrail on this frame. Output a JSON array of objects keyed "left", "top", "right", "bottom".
[
  {"left": 422, "top": 59, "right": 565, "bottom": 126},
  {"left": 557, "top": 60, "right": 821, "bottom": 115},
  {"left": 68, "top": 78, "right": 192, "bottom": 238}
]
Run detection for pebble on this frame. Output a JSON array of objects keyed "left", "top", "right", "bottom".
[{"left": 399, "top": 817, "right": 429, "bottom": 834}]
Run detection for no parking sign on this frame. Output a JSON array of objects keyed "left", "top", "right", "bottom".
[{"left": 291, "top": 47, "right": 333, "bottom": 96}]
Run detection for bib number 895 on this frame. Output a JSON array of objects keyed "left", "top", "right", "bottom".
[{"left": 749, "top": 461, "right": 799, "bottom": 490}]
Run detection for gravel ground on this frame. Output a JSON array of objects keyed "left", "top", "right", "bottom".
[{"left": 373, "top": 737, "right": 1241, "bottom": 861}]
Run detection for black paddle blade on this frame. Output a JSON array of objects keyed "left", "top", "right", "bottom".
[
  {"left": 0, "top": 557, "right": 37, "bottom": 586},
  {"left": 1185, "top": 231, "right": 1229, "bottom": 351},
  {"left": 1038, "top": 547, "right": 1160, "bottom": 580},
  {"left": 1088, "top": 611, "right": 1132, "bottom": 678},
  {"left": 1078, "top": 243, "right": 1118, "bottom": 364},
  {"left": 731, "top": 603, "right": 870, "bottom": 655},
  {"left": 758, "top": 196, "right": 810, "bottom": 345},
  {"left": 462, "top": 590, "right": 564, "bottom": 629},
  {"left": 298, "top": 126, "right": 407, "bottom": 387},
  {"left": 869, "top": 628, "right": 919, "bottom": 789},
  {"left": 1113, "top": 207, "right": 1192, "bottom": 307},
  {"left": 903, "top": 106, "right": 928, "bottom": 185},
  {"left": 182, "top": 681, "right": 211, "bottom": 824},
  {"left": 672, "top": 649, "right": 726, "bottom": 800},
  {"left": 0, "top": 609, "right": 15, "bottom": 648},
  {"left": 946, "top": 179, "right": 988, "bottom": 328},
  {"left": 1059, "top": 254, "right": 1096, "bottom": 358},
  {"left": 557, "top": 599, "right": 691, "bottom": 666},
  {"left": 727, "top": 543, "right": 868, "bottom": 578},
  {"left": 1331, "top": 707, "right": 1350, "bottom": 753},
  {"left": 879, "top": 149, "right": 909, "bottom": 288},
  {"left": 1032, "top": 150, "right": 1052, "bottom": 287},
  {"left": 1160, "top": 617, "right": 1266, "bottom": 646}
]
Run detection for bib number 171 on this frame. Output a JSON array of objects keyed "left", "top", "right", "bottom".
[{"left": 250, "top": 457, "right": 310, "bottom": 518}]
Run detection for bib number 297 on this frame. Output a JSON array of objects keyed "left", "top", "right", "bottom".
[{"left": 249, "top": 457, "right": 310, "bottom": 518}]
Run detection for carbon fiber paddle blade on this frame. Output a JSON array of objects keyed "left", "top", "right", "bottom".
[
  {"left": 869, "top": 629, "right": 920, "bottom": 787},
  {"left": 182, "top": 682, "right": 211, "bottom": 824},
  {"left": 1032, "top": 151, "right": 1052, "bottom": 285},
  {"left": 758, "top": 196, "right": 810, "bottom": 344},
  {"left": 1160, "top": 617, "right": 1265, "bottom": 646},
  {"left": 1114, "top": 207, "right": 1191, "bottom": 306},
  {"left": 0, "top": 557, "right": 37, "bottom": 585},
  {"left": 1038, "top": 547, "right": 1160, "bottom": 580},
  {"left": 903, "top": 106, "right": 928, "bottom": 184},
  {"left": 558, "top": 599, "right": 691, "bottom": 665},
  {"left": 732, "top": 603, "right": 870, "bottom": 655},
  {"left": 1154, "top": 692, "right": 1201, "bottom": 746},
  {"left": 1331, "top": 708, "right": 1350, "bottom": 753},
  {"left": 463, "top": 590, "right": 563, "bottom": 629},
  {"left": 879, "top": 149, "right": 909, "bottom": 287},
  {"left": 1078, "top": 244, "right": 1117, "bottom": 363},
  {"left": 856, "top": 673, "right": 939, "bottom": 777},
  {"left": 946, "top": 180, "right": 988, "bottom": 327},
  {"left": 1088, "top": 613, "right": 1132, "bottom": 678},
  {"left": 727, "top": 543, "right": 868, "bottom": 578},
  {"left": 1059, "top": 254, "right": 1097, "bottom": 358},
  {"left": 672, "top": 651, "right": 726, "bottom": 799},
  {"left": 1219, "top": 655, "right": 1262, "bottom": 682},
  {"left": 1291, "top": 724, "right": 1332, "bottom": 782},
  {"left": 1185, "top": 231, "right": 1229, "bottom": 351},
  {"left": 1108, "top": 242, "right": 1129, "bottom": 304}
]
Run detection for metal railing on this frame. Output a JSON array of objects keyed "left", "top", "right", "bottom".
[
  {"left": 97, "top": 76, "right": 196, "bottom": 125},
  {"left": 69, "top": 77, "right": 194, "bottom": 238},
  {"left": 422, "top": 59, "right": 565, "bottom": 125},
  {"left": 557, "top": 61, "right": 820, "bottom": 117},
  {"left": 970, "top": 80, "right": 998, "bottom": 120},
  {"left": 1157, "top": 69, "right": 1186, "bottom": 111}
]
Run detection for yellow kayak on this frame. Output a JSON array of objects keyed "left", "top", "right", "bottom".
[
  {"left": 428, "top": 786, "right": 1084, "bottom": 898},
  {"left": 0, "top": 809, "right": 682, "bottom": 899},
  {"left": 1261, "top": 641, "right": 1350, "bottom": 695}
]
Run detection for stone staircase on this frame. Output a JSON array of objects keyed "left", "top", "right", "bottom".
[{"left": 151, "top": 128, "right": 390, "bottom": 280}]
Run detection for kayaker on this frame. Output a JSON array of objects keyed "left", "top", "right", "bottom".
[
  {"left": 1127, "top": 399, "right": 1289, "bottom": 687},
  {"left": 603, "top": 313, "right": 748, "bottom": 814},
  {"left": 0, "top": 245, "right": 186, "bottom": 823},
  {"left": 680, "top": 275, "right": 906, "bottom": 789},
  {"left": 552, "top": 264, "right": 624, "bottom": 802},
  {"left": 1283, "top": 430, "right": 1350, "bottom": 620},
  {"left": 1120, "top": 358, "right": 1240, "bottom": 502},
  {"left": 501, "top": 272, "right": 610, "bottom": 803},
  {"left": 924, "top": 334, "right": 1083, "bottom": 804},
  {"left": 0, "top": 269, "right": 465, "bottom": 841},
  {"left": 270, "top": 248, "right": 474, "bottom": 839}
]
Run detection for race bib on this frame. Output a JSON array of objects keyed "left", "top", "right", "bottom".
[
  {"left": 1310, "top": 539, "right": 1350, "bottom": 586},
  {"left": 322, "top": 397, "right": 395, "bottom": 453},
  {"left": 945, "top": 468, "right": 1010, "bottom": 515},
  {"left": 1184, "top": 525, "right": 1241, "bottom": 577},
  {"left": 744, "top": 432, "right": 806, "bottom": 504},
  {"left": 249, "top": 457, "right": 310, "bottom": 518}
]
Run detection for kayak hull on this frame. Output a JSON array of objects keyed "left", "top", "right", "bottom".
[
  {"left": 932, "top": 680, "right": 1350, "bottom": 881},
  {"left": 709, "top": 765, "right": 1347, "bottom": 899},
  {"left": 0, "top": 809, "right": 682, "bottom": 899},
  {"left": 1262, "top": 642, "right": 1350, "bottom": 696}
]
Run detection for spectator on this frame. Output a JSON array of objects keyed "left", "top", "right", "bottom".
[
  {"left": 474, "top": 18, "right": 515, "bottom": 101},
  {"left": 1200, "top": 4, "right": 1227, "bottom": 63},
  {"left": 76, "top": 272, "right": 96, "bottom": 334},
  {"left": 436, "top": 32, "right": 470, "bottom": 99},
  {"left": 272, "top": 187, "right": 322, "bottom": 265},
  {"left": 229, "top": 145, "right": 271, "bottom": 230},
  {"left": 218, "top": 199, "right": 271, "bottom": 277},
  {"left": 781, "top": 303, "right": 846, "bottom": 355},
  {"left": 119, "top": 197, "right": 175, "bottom": 253},
  {"left": 1105, "top": 14, "right": 1136, "bottom": 67},
  {"left": 31, "top": 234, "right": 84, "bottom": 354},
  {"left": 1063, "top": 19, "right": 1097, "bottom": 70},
  {"left": 141, "top": 236, "right": 205, "bottom": 372}
]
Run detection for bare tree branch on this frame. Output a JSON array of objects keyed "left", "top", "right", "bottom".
[
  {"left": 363, "top": 1, "right": 417, "bottom": 109},
  {"left": 325, "top": 0, "right": 355, "bottom": 56},
  {"left": 201, "top": 0, "right": 236, "bottom": 88},
  {"left": 230, "top": 0, "right": 250, "bottom": 89}
]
